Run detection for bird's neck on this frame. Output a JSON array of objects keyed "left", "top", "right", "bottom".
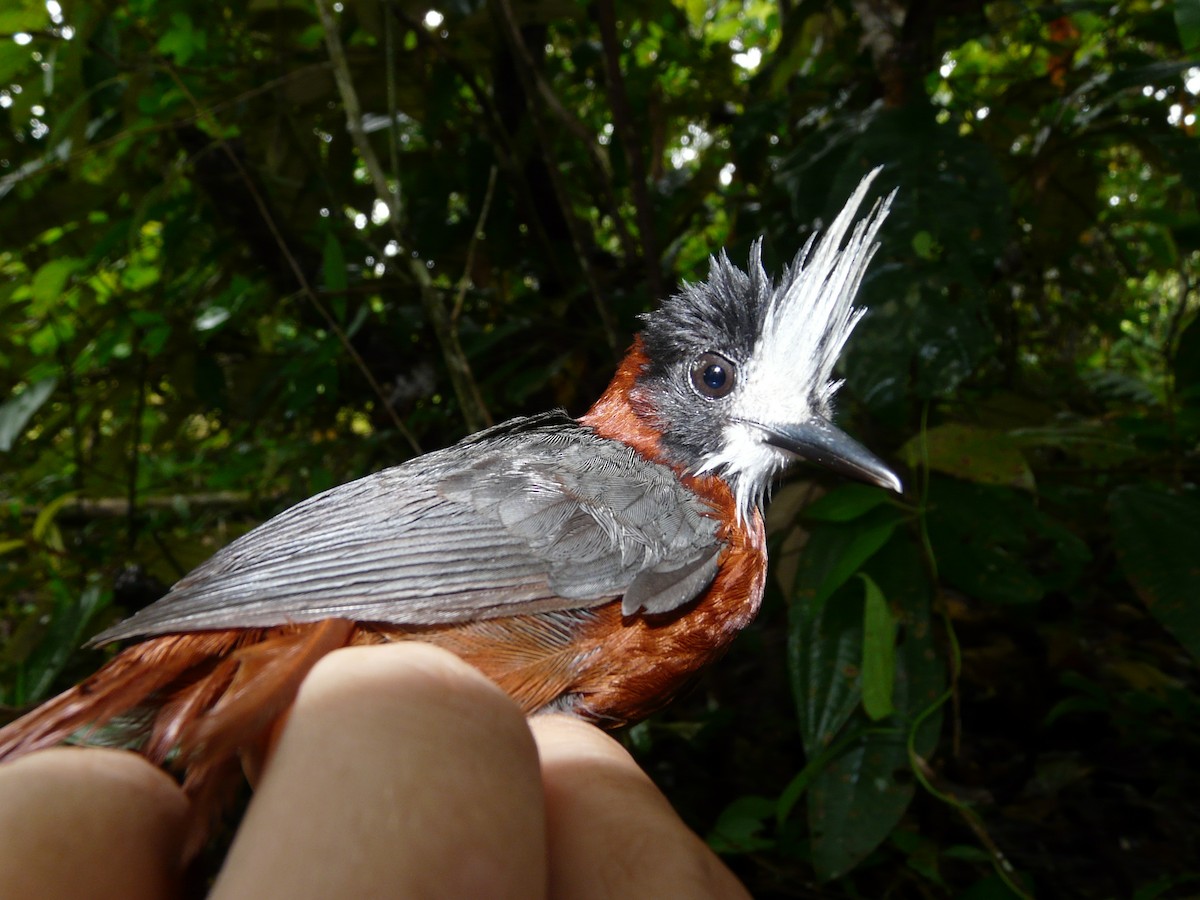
[
  {"left": 579, "top": 338, "right": 672, "bottom": 466},
  {"left": 582, "top": 338, "right": 759, "bottom": 533}
]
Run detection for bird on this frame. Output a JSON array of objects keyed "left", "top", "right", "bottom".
[{"left": 0, "top": 168, "right": 900, "bottom": 851}]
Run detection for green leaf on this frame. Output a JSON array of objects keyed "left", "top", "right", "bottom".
[
  {"left": 1177, "top": 0, "right": 1200, "bottom": 52},
  {"left": 120, "top": 263, "right": 161, "bottom": 291},
  {"left": 0, "top": 378, "right": 57, "bottom": 452},
  {"left": 798, "top": 536, "right": 944, "bottom": 881},
  {"left": 787, "top": 510, "right": 906, "bottom": 758},
  {"left": 927, "top": 476, "right": 1091, "bottom": 604},
  {"left": 911, "top": 230, "right": 942, "bottom": 260},
  {"left": 0, "top": 41, "right": 32, "bottom": 84},
  {"left": 803, "top": 483, "right": 893, "bottom": 522},
  {"left": 1109, "top": 485, "right": 1200, "bottom": 661},
  {"left": 30, "top": 258, "right": 82, "bottom": 308},
  {"left": 33, "top": 492, "right": 77, "bottom": 544},
  {"left": 0, "top": 8, "right": 49, "bottom": 33},
  {"left": 901, "top": 424, "right": 1035, "bottom": 491},
  {"left": 707, "top": 795, "right": 776, "bottom": 854},
  {"left": 860, "top": 574, "right": 896, "bottom": 721},
  {"left": 812, "top": 516, "right": 900, "bottom": 608},
  {"left": 20, "top": 581, "right": 111, "bottom": 704},
  {"left": 155, "top": 13, "right": 206, "bottom": 65}
]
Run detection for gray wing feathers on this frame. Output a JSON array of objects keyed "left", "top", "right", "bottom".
[{"left": 94, "top": 416, "right": 722, "bottom": 643}]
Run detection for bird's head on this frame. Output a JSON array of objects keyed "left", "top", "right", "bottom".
[{"left": 632, "top": 168, "right": 901, "bottom": 517}]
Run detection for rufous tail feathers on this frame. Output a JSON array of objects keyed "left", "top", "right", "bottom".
[{"left": 0, "top": 619, "right": 356, "bottom": 857}]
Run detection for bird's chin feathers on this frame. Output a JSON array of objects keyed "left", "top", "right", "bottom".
[{"left": 692, "top": 423, "right": 790, "bottom": 522}]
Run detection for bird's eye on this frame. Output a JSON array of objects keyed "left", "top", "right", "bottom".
[{"left": 690, "top": 352, "right": 737, "bottom": 399}]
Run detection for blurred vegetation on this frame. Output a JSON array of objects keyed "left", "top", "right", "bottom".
[{"left": 2, "top": 0, "right": 1198, "bottom": 895}]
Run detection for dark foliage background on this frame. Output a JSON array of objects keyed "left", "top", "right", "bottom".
[{"left": 2, "top": 0, "right": 1198, "bottom": 896}]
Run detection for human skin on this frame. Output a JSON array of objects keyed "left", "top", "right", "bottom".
[{"left": 0, "top": 643, "right": 748, "bottom": 899}]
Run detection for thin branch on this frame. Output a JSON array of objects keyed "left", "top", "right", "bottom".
[
  {"left": 18, "top": 492, "right": 289, "bottom": 524},
  {"left": 315, "top": 0, "right": 492, "bottom": 430},
  {"left": 488, "top": 2, "right": 637, "bottom": 267},
  {"left": 453, "top": 165, "right": 500, "bottom": 326},
  {"left": 384, "top": 6, "right": 403, "bottom": 217}
]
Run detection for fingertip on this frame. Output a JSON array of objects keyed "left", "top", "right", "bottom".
[
  {"left": 0, "top": 747, "right": 187, "bottom": 900},
  {"left": 530, "top": 714, "right": 749, "bottom": 900}
]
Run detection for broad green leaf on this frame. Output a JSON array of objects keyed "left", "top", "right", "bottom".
[
  {"left": 812, "top": 516, "right": 900, "bottom": 608},
  {"left": 1109, "top": 485, "right": 1200, "bottom": 662},
  {"left": 860, "top": 574, "right": 896, "bottom": 721},
  {"left": 1176, "top": 0, "right": 1200, "bottom": 52},
  {"left": 21, "top": 582, "right": 111, "bottom": 704},
  {"left": 0, "top": 42, "right": 32, "bottom": 83},
  {"left": 803, "top": 483, "right": 893, "bottom": 522},
  {"left": 0, "top": 378, "right": 57, "bottom": 452},
  {"left": 0, "top": 9, "right": 48, "bottom": 33},
  {"left": 798, "top": 536, "right": 944, "bottom": 880},
  {"left": 30, "top": 257, "right": 82, "bottom": 307},
  {"left": 901, "top": 424, "right": 1035, "bottom": 491},
  {"left": 927, "top": 477, "right": 1090, "bottom": 605}
]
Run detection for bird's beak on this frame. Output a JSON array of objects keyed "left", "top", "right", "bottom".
[{"left": 761, "top": 417, "right": 903, "bottom": 493}]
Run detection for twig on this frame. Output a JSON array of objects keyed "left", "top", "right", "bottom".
[{"left": 453, "top": 165, "right": 499, "bottom": 325}]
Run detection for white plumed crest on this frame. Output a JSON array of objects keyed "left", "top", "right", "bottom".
[
  {"left": 691, "top": 169, "right": 894, "bottom": 515},
  {"left": 751, "top": 167, "right": 893, "bottom": 413}
]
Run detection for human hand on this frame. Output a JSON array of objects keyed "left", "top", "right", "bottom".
[{"left": 0, "top": 643, "right": 749, "bottom": 899}]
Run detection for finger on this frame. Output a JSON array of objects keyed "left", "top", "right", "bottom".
[
  {"left": 0, "top": 747, "right": 187, "bottom": 900},
  {"left": 530, "top": 715, "right": 750, "bottom": 900},
  {"left": 211, "top": 642, "right": 547, "bottom": 900}
]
